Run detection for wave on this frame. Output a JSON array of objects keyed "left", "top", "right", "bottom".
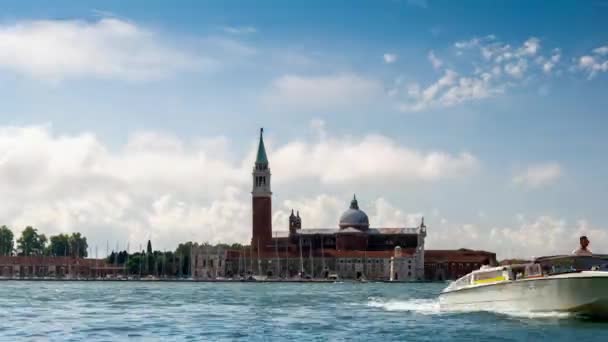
[
  {"left": 367, "top": 297, "right": 441, "bottom": 315},
  {"left": 367, "top": 297, "right": 572, "bottom": 319},
  {"left": 492, "top": 309, "right": 572, "bottom": 319}
]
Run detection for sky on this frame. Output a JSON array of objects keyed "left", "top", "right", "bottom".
[{"left": 0, "top": 0, "right": 607, "bottom": 259}]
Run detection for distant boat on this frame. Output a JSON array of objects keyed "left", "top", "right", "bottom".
[
  {"left": 440, "top": 255, "right": 608, "bottom": 318},
  {"left": 252, "top": 275, "right": 268, "bottom": 281},
  {"left": 327, "top": 273, "right": 340, "bottom": 281}
]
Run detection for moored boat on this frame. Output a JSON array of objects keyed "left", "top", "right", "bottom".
[{"left": 439, "top": 255, "right": 608, "bottom": 317}]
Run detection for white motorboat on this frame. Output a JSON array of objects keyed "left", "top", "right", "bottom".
[{"left": 439, "top": 255, "right": 608, "bottom": 317}]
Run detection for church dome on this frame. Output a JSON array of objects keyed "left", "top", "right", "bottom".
[{"left": 339, "top": 195, "right": 369, "bottom": 231}]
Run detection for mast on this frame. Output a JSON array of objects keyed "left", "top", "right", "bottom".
[
  {"left": 309, "top": 240, "right": 313, "bottom": 279},
  {"left": 249, "top": 243, "right": 253, "bottom": 276},
  {"left": 284, "top": 237, "right": 289, "bottom": 278},
  {"left": 125, "top": 242, "right": 130, "bottom": 279},
  {"left": 257, "top": 238, "right": 261, "bottom": 276},
  {"left": 237, "top": 246, "right": 242, "bottom": 277},
  {"left": 321, "top": 236, "right": 325, "bottom": 277},
  {"left": 95, "top": 245, "right": 98, "bottom": 279},
  {"left": 139, "top": 244, "right": 143, "bottom": 279},
  {"left": 161, "top": 249, "right": 165, "bottom": 279},
  {"left": 299, "top": 236, "right": 304, "bottom": 277},
  {"left": 364, "top": 249, "right": 367, "bottom": 279},
  {"left": 274, "top": 232, "right": 279, "bottom": 278}
]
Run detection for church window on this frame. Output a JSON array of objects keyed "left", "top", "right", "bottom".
[
  {"left": 203, "top": 260, "right": 206, "bottom": 267},
  {"left": 210, "top": 260, "right": 214, "bottom": 267}
]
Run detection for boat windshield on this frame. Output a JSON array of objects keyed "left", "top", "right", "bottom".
[
  {"left": 536, "top": 255, "right": 608, "bottom": 274},
  {"left": 445, "top": 273, "right": 472, "bottom": 291},
  {"left": 524, "top": 263, "right": 542, "bottom": 278},
  {"left": 473, "top": 268, "right": 506, "bottom": 284}
]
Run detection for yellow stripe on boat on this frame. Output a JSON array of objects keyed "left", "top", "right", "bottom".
[{"left": 474, "top": 276, "right": 506, "bottom": 284}]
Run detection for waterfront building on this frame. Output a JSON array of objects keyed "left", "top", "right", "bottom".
[
  {"left": 424, "top": 249, "right": 498, "bottom": 281},
  {"left": 190, "top": 245, "right": 227, "bottom": 279},
  {"left": 0, "top": 256, "right": 123, "bottom": 279},
  {"left": 195, "top": 128, "right": 498, "bottom": 281},
  {"left": 217, "top": 129, "right": 428, "bottom": 280}
]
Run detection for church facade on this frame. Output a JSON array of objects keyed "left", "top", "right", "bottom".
[{"left": 231, "top": 128, "right": 428, "bottom": 280}]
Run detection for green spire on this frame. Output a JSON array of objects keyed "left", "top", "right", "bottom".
[{"left": 256, "top": 128, "right": 268, "bottom": 165}]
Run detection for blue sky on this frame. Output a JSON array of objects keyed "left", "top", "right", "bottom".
[{"left": 0, "top": 0, "right": 607, "bottom": 258}]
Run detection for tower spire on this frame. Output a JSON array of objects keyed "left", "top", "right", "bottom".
[
  {"left": 252, "top": 128, "right": 272, "bottom": 251},
  {"left": 256, "top": 127, "right": 268, "bottom": 165}
]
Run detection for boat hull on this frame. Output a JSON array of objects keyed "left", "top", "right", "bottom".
[{"left": 440, "top": 271, "right": 608, "bottom": 317}]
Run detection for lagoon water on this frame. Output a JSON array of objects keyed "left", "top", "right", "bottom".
[{"left": 0, "top": 281, "right": 607, "bottom": 341}]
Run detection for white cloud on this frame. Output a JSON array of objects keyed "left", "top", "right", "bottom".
[
  {"left": 428, "top": 215, "right": 608, "bottom": 259},
  {"left": 519, "top": 37, "right": 541, "bottom": 56},
  {"left": 0, "top": 125, "right": 250, "bottom": 252},
  {"left": 272, "top": 195, "right": 423, "bottom": 233},
  {"left": 270, "top": 131, "right": 478, "bottom": 184},
  {"left": 577, "top": 45, "right": 608, "bottom": 79},
  {"left": 0, "top": 124, "right": 477, "bottom": 253},
  {"left": 383, "top": 53, "right": 398, "bottom": 64},
  {"left": 222, "top": 26, "right": 257, "bottom": 34},
  {"left": 513, "top": 162, "right": 562, "bottom": 188},
  {"left": 593, "top": 46, "right": 608, "bottom": 55},
  {"left": 271, "top": 194, "right": 608, "bottom": 259},
  {"left": 399, "top": 36, "right": 562, "bottom": 111},
  {"left": 538, "top": 49, "right": 561, "bottom": 74},
  {"left": 262, "top": 73, "right": 383, "bottom": 111},
  {"left": 400, "top": 69, "right": 500, "bottom": 111},
  {"left": 428, "top": 50, "right": 443, "bottom": 69},
  {"left": 0, "top": 17, "right": 210, "bottom": 81},
  {"left": 504, "top": 59, "right": 528, "bottom": 78}
]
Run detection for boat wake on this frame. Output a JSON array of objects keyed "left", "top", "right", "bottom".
[
  {"left": 367, "top": 297, "right": 441, "bottom": 315},
  {"left": 367, "top": 297, "right": 572, "bottom": 319}
]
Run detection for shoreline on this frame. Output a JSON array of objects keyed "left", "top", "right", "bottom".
[{"left": 0, "top": 277, "right": 439, "bottom": 283}]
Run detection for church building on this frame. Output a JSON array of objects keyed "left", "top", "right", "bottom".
[{"left": 241, "top": 128, "right": 427, "bottom": 280}]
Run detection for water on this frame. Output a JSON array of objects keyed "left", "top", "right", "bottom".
[{"left": 0, "top": 281, "right": 606, "bottom": 341}]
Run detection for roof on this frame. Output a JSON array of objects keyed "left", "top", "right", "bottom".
[
  {"left": 256, "top": 128, "right": 268, "bottom": 165},
  {"left": 324, "top": 249, "right": 416, "bottom": 258},
  {"left": 369, "top": 228, "right": 420, "bottom": 235},
  {"left": 0, "top": 256, "right": 111, "bottom": 266},
  {"left": 295, "top": 228, "right": 340, "bottom": 235},
  {"left": 284, "top": 227, "right": 420, "bottom": 236},
  {"left": 425, "top": 249, "right": 497, "bottom": 264},
  {"left": 338, "top": 195, "right": 370, "bottom": 229},
  {"left": 337, "top": 227, "right": 364, "bottom": 234},
  {"left": 272, "top": 231, "right": 290, "bottom": 238}
]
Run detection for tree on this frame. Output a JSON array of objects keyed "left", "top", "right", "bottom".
[
  {"left": 69, "top": 233, "right": 88, "bottom": 258},
  {"left": 17, "top": 226, "right": 47, "bottom": 256},
  {"left": 175, "top": 242, "right": 194, "bottom": 277},
  {"left": 146, "top": 240, "right": 152, "bottom": 254},
  {"left": 0, "top": 225, "right": 14, "bottom": 256},
  {"left": 48, "top": 234, "right": 70, "bottom": 256},
  {"left": 0, "top": 226, "right": 14, "bottom": 256}
]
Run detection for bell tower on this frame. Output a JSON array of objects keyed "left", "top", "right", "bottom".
[{"left": 252, "top": 128, "right": 272, "bottom": 250}]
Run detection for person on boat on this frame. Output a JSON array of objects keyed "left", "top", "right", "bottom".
[{"left": 572, "top": 235, "right": 592, "bottom": 256}]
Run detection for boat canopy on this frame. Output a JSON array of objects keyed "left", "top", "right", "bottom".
[
  {"left": 535, "top": 255, "right": 608, "bottom": 274},
  {"left": 443, "top": 263, "right": 543, "bottom": 292}
]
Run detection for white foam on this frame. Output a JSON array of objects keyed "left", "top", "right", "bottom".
[
  {"left": 367, "top": 297, "right": 441, "bottom": 315},
  {"left": 493, "top": 309, "right": 572, "bottom": 319},
  {"left": 367, "top": 297, "right": 572, "bottom": 319}
]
